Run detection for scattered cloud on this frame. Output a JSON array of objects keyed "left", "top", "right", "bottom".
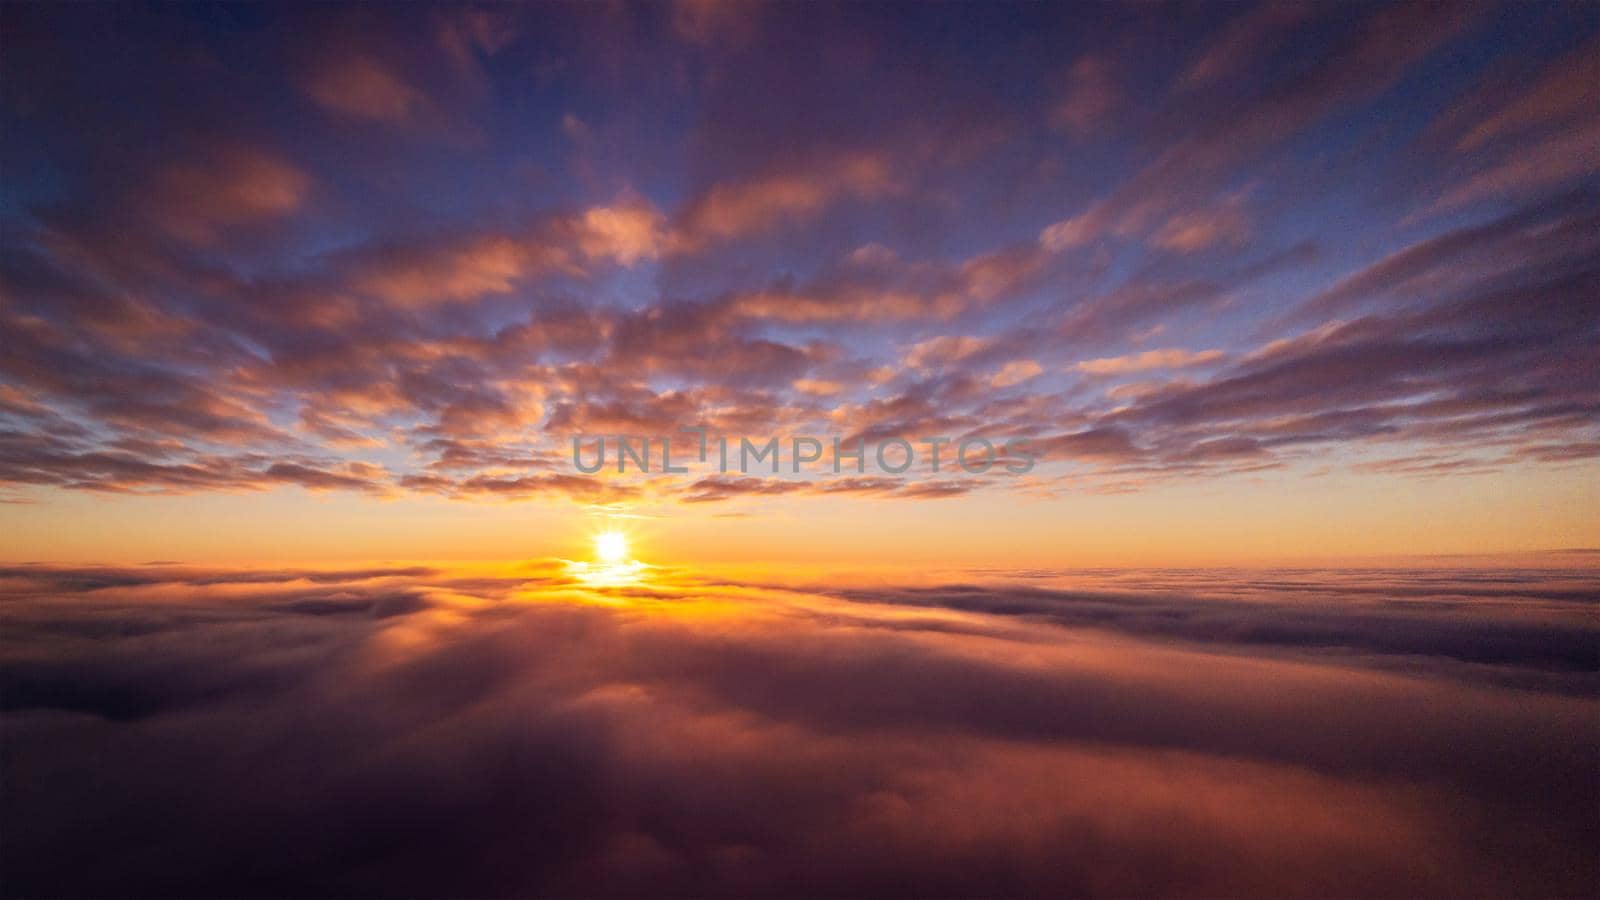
[{"left": 0, "top": 4, "right": 1594, "bottom": 508}]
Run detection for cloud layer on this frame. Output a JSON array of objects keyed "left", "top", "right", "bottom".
[{"left": 2, "top": 562, "right": 1596, "bottom": 897}]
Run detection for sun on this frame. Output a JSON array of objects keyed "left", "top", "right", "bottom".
[
  {"left": 595, "top": 531, "right": 628, "bottom": 565},
  {"left": 573, "top": 527, "right": 645, "bottom": 587}
]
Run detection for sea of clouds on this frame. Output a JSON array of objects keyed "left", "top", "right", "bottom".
[{"left": 2, "top": 562, "right": 1596, "bottom": 897}]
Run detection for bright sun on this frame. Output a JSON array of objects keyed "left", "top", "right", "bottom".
[{"left": 595, "top": 531, "right": 628, "bottom": 565}]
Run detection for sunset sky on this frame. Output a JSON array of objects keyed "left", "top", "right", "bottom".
[
  {"left": 3, "top": 5, "right": 1599, "bottom": 899},
  {"left": 2, "top": 2, "right": 1596, "bottom": 565}
]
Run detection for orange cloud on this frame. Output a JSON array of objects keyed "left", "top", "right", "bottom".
[
  {"left": 1075, "top": 348, "right": 1227, "bottom": 374},
  {"left": 302, "top": 54, "right": 427, "bottom": 123},
  {"left": 348, "top": 200, "right": 667, "bottom": 307},
  {"left": 991, "top": 360, "right": 1043, "bottom": 388},
  {"left": 579, "top": 200, "right": 668, "bottom": 265},
  {"left": 1152, "top": 191, "right": 1251, "bottom": 252},
  {"left": 905, "top": 335, "right": 992, "bottom": 370},
  {"left": 677, "top": 154, "right": 895, "bottom": 247},
  {"left": 143, "top": 145, "right": 309, "bottom": 244},
  {"left": 353, "top": 234, "right": 535, "bottom": 307}
]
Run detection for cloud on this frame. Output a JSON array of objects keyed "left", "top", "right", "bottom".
[
  {"left": 1083, "top": 256, "right": 1600, "bottom": 482},
  {"left": 1075, "top": 348, "right": 1228, "bottom": 375},
  {"left": 1052, "top": 56, "right": 1117, "bottom": 134},
  {"left": 675, "top": 153, "right": 896, "bottom": 248},
  {"left": 1176, "top": 4, "right": 1312, "bottom": 89},
  {"left": 302, "top": 54, "right": 428, "bottom": 123},
  {"left": 1292, "top": 190, "right": 1599, "bottom": 325},
  {"left": 402, "top": 471, "right": 640, "bottom": 503},
  {"left": 724, "top": 240, "right": 1052, "bottom": 323},
  {"left": 990, "top": 359, "right": 1042, "bottom": 388},
  {"left": 1042, "top": 4, "right": 1480, "bottom": 246},
  {"left": 141, "top": 144, "right": 310, "bottom": 245},
  {"left": 671, "top": 0, "right": 760, "bottom": 47},
  {"left": 1151, "top": 192, "right": 1251, "bottom": 253},
  {"left": 1054, "top": 243, "right": 1314, "bottom": 344},
  {"left": 1452, "top": 36, "right": 1599, "bottom": 152},
  {"left": 681, "top": 474, "right": 976, "bottom": 504},
  {"left": 1435, "top": 120, "right": 1600, "bottom": 211},
  {"left": 905, "top": 336, "right": 993, "bottom": 370},
  {"left": 579, "top": 199, "right": 669, "bottom": 265},
  {"left": 0, "top": 3, "right": 1595, "bottom": 509},
  {"left": 792, "top": 379, "right": 842, "bottom": 397},
  {"left": 338, "top": 199, "right": 668, "bottom": 308},
  {"left": 0, "top": 427, "right": 390, "bottom": 496},
  {"left": 1, "top": 564, "right": 1594, "bottom": 897}
]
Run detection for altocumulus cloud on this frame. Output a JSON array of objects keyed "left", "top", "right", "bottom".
[{"left": 2, "top": 5, "right": 1597, "bottom": 506}]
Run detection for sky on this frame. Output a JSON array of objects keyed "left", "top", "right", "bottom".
[
  {"left": 2, "top": 6, "right": 1599, "bottom": 898},
  {"left": 1, "top": 2, "right": 1598, "bottom": 564}
]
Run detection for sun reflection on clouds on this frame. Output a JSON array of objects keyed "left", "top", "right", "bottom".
[{"left": 569, "top": 558, "right": 649, "bottom": 588}]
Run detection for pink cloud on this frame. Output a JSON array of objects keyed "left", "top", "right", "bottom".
[{"left": 1075, "top": 348, "right": 1228, "bottom": 375}]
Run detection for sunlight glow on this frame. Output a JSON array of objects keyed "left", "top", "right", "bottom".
[
  {"left": 571, "top": 528, "right": 645, "bottom": 587},
  {"left": 596, "top": 531, "right": 628, "bottom": 565}
]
